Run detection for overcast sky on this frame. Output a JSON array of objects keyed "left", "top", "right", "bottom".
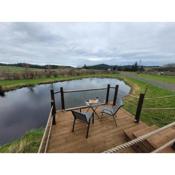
[{"left": 0, "top": 22, "right": 175, "bottom": 66}]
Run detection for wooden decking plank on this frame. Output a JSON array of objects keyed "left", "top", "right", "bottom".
[
  {"left": 47, "top": 107, "right": 148, "bottom": 153},
  {"left": 147, "top": 127, "right": 175, "bottom": 149}
]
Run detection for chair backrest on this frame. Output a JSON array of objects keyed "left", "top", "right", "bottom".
[
  {"left": 71, "top": 110, "right": 88, "bottom": 123},
  {"left": 112, "top": 104, "right": 124, "bottom": 115}
]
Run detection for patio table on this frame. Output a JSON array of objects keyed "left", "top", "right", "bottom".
[{"left": 85, "top": 98, "right": 104, "bottom": 119}]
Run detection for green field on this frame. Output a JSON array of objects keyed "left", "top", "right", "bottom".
[
  {"left": 122, "top": 76, "right": 175, "bottom": 127},
  {"left": 138, "top": 73, "right": 175, "bottom": 84},
  {"left": 0, "top": 73, "right": 120, "bottom": 91}
]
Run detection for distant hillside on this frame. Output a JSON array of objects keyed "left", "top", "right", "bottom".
[
  {"left": 0, "top": 63, "right": 72, "bottom": 69},
  {"left": 84, "top": 64, "right": 115, "bottom": 70},
  {"left": 84, "top": 63, "right": 145, "bottom": 72},
  {"left": 163, "top": 63, "right": 175, "bottom": 67}
]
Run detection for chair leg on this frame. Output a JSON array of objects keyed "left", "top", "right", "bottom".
[
  {"left": 72, "top": 118, "right": 76, "bottom": 132},
  {"left": 92, "top": 113, "right": 95, "bottom": 124},
  {"left": 86, "top": 122, "right": 91, "bottom": 138},
  {"left": 112, "top": 116, "right": 117, "bottom": 127},
  {"left": 101, "top": 112, "right": 104, "bottom": 118}
]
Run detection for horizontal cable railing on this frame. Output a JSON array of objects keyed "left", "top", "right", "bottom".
[
  {"left": 143, "top": 107, "right": 175, "bottom": 110},
  {"left": 38, "top": 106, "right": 53, "bottom": 153},
  {"left": 145, "top": 94, "right": 175, "bottom": 100},
  {"left": 63, "top": 87, "right": 107, "bottom": 93},
  {"left": 52, "top": 84, "right": 119, "bottom": 111},
  {"left": 54, "top": 87, "right": 107, "bottom": 94},
  {"left": 104, "top": 121, "right": 175, "bottom": 153}
]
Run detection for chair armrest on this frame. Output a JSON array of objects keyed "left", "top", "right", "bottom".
[{"left": 102, "top": 109, "right": 113, "bottom": 115}]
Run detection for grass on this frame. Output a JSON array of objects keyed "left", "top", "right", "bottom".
[
  {"left": 121, "top": 75, "right": 175, "bottom": 127},
  {"left": 138, "top": 73, "right": 175, "bottom": 84},
  {"left": 0, "top": 73, "right": 120, "bottom": 91},
  {"left": 0, "top": 128, "right": 44, "bottom": 153}
]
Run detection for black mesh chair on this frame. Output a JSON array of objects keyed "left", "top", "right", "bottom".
[
  {"left": 71, "top": 110, "right": 94, "bottom": 138},
  {"left": 100, "top": 104, "right": 124, "bottom": 127}
]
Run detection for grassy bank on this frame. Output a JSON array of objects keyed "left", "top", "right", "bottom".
[
  {"left": 138, "top": 73, "right": 175, "bottom": 84},
  {"left": 122, "top": 75, "right": 175, "bottom": 127},
  {"left": 0, "top": 129, "right": 43, "bottom": 153},
  {"left": 0, "top": 73, "right": 120, "bottom": 91}
]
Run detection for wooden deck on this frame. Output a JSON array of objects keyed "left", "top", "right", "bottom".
[{"left": 47, "top": 106, "right": 147, "bottom": 153}]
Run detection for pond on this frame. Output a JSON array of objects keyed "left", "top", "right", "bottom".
[{"left": 0, "top": 78, "right": 130, "bottom": 145}]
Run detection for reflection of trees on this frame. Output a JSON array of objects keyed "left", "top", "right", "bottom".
[
  {"left": 28, "top": 86, "right": 35, "bottom": 93},
  {"left": 0, "top": 91, "right": 5, "bottom": 97},
  {"left": 0, "top": 86, "right": 5, "bottom": 97},
  {"left": 50, "top": 84, "right": 54, "bottom": 90}
]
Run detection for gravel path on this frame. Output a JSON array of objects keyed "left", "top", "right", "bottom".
[{"left": 121, "top": 72, "right": 175, "bottom": 92}]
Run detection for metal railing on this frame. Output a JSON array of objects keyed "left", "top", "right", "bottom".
[
  {"left": 49, "top": 83, "right": 148, "bottom": 125},
  {"left": 50, "top": 84, "right": 121, "bottom": 123}
]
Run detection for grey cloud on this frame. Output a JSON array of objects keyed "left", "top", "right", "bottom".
[{"left": 0, "top": 22, "right": 175, "bottom": 66}]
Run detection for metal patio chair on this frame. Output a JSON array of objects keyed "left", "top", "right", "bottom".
[
  {"left": 100, "top": 104, "right": 124, "bottom": 127},
  {"left": 71, "top": 110, "right": 94, "bottom": 138}
]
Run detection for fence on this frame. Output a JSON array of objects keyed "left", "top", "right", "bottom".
[{"left": 38, "top": 106, "right": 53, "bottom": 153}]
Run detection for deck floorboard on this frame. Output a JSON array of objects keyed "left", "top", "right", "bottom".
[{"left": 47, "top": 107, "right": 146, "bottom": 153}]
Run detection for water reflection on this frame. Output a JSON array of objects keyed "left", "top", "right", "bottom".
[
  {"left": 0, "top": 78, "right": 130, "bottom": 145},
  {"left": 0, "top": 91, "right": 5, "bottom": 97}
]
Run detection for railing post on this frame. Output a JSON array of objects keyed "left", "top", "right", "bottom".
[
  {"left": 50, "top": 89, "right": 56, "bottom": 125},
  {"left": 113, "top": 85, "right": 119, "bottom": 106},
  {"left": 105, "top": 84, "right": 110, "bottom": 104},
  {"left": 135, "top": 93, "right": 145, "bottom": 123},
  {"left": 60, "top": 87, "right": 65, "bottom": 110}
]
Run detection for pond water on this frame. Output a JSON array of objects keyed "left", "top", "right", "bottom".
[{"left": 0, "top": 78, "right": 130, "bottom": 145}]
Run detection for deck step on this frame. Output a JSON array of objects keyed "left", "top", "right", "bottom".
[
  {"left": 123, "top": 123, "right": 149, "bottom": 153},
  {"left": 124, "top": 123, "right": 175, "bottom": 153},
  {"left": 124, "top": 123, "right": 148, "bottom": 141},
  {"left": 157, "top": 145, "right": 175, "bottom": 153},
  {"left": 147, "top": 127, "right": 175, "bottom": 150},
  {"left": 132, "top": 125, "right": 158, "bottom": 152}
]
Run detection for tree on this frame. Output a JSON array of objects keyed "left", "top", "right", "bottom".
[
  {"left": 83, "top": 64, "right": 87, "bottom": 69},
  {"left": 132, "top": 62, "right": 138, "bottom": 71}
]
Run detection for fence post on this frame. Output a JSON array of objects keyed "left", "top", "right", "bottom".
[
  {"left": 60, "top": 87, "right": 65, "bottom": 110},
  {"left": 105, "top": 84, "right": 110, "bottom": 104},
  {"left": 135, "top": 93, "right": 145, "bottom": 123},
  {"left": 50, "top": 89, "right": 56, "bottom": 125},
  {"left": 113, "top": 85, "right": 119, "bottom": 106}
]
